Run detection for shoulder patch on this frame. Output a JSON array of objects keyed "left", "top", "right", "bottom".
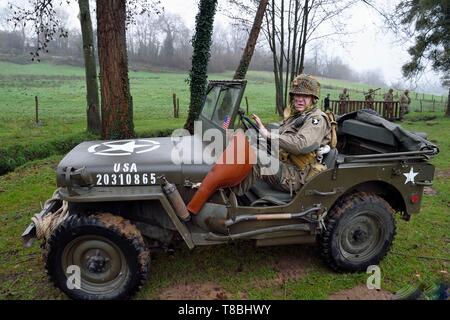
[{"left": 312, "top": 118, "right": 320, "bottom": 125}]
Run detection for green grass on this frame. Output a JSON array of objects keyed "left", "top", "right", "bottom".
[
  {"left": 0, "top": 117, "right": 448, "bottom": 300},
  {"left": 0, "top": 61, "right": 446, "bottom": 149},
  {"left": 0, "top": 61, "right": 448, "bottom": 299}
]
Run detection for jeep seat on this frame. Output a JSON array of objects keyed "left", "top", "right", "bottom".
[
  {"left": 323, "top": 148, "right": 338, "bottom": 169},
  {"left": 250, "top": 179, "right": 293, "bottom": 205}
]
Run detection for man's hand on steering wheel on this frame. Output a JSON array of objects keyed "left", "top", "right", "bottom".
[
  {"left": 237, "top": 109, "right": 273, "bottom": 156},
  {"left": 251, "top": 114, "right": 270, "bottom": 138}
]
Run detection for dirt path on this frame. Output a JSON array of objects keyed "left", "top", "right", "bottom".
[
  {"left": 157, "top": 282, "right": 228, "bottom": 300},
  {"left": 328, "top": 285, "right": 393, "bottom": 300}
]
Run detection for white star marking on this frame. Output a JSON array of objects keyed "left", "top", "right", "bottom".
[
  {"left": 102, "top": 141, "right": 150, "bottom": 153},
  {"left": 88, "top": 140, "right": 160, "bottom": 156},
  {"left": 403, "top": 167, "right": 419, "bottom": 185}
]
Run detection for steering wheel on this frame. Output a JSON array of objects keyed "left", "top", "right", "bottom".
[{"left": 238, "top": 109, "right": 260, "bottom": 133}]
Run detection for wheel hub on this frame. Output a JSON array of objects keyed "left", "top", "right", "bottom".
[
  {"left": 352, "top": 228, "right": 369, "bottom": 244},
  {"left": 339, "top": 212, "right": 385, "bottom": 262},
  {"left": 86, "top": 251, "right": 110, "bottom": 274},
  {"left": 62, "top": 235, "right": 129, "bottom": 295}
]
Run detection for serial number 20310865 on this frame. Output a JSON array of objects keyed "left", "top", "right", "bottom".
[{"left": 96, "top": 173, "right": 157, "bottom": 186}]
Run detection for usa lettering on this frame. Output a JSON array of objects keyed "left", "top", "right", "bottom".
[{"left": 113, "top": 162, "right": 138, "bottom": 173}]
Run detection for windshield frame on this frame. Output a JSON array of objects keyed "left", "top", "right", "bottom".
[{"left": 198, "top": 80, "right": 247, "bottom": 133}]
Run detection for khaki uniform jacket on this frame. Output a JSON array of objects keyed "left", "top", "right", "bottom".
[
  {"left": 233, "top": 107, "right": 332, "bottom": 195},
  {"left": 365, "top": 95, "right": 374, "bottom": 108},
  {"left": 272, "top": 107, "right": 331, "bottom": 155},
  {"left": 399, "top": 93, "right": 411, "bottom": 107},
  {"left": 339, "top": 93, "right": 349, "bottom": 101},
  {"left": 269, "top": 107, "right": 331, "bottom": 192},
  {"left": 384, "top": 92, "right": 394, "bottom": 102}
]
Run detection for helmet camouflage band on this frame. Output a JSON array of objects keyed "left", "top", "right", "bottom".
[{"left": 289, "top": 74, "right": 320, "bottom": 100}]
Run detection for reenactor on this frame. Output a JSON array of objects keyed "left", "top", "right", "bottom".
[
  {"left": 364, "top": 89, "right": 375, "bottom": 109},
  {"left": 399, "top": 89, "right": 411, "bottom": 119},
  {"left": 339, "top": 88, "right": 349, "bottom": 114},
  {"left": 233, "top": 74, "right": 334, "bottom": 195},
  {"left": 384, "top": 88, "right": 394, "bottom": 120},
  {"left": 324, "top": 93, "right": 331, "bottom": 111}
]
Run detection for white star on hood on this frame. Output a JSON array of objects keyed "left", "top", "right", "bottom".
[
  {"left": 102, "top": 141, "right": 150, "bottom": 153},
  {"left": 403, "top": 167, "right": 419, "bottom": 185}
]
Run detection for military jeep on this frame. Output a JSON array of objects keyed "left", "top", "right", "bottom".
[{"left": 22, "top": 80, "right": 438, "bottom": 300}]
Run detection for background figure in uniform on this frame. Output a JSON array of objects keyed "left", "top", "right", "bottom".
[
  {"left": 233, "top": 74, "right": 331, "bottom": 195},
  {"left": 339, "top": 88, "right": 349, "bottom": 114},
  {"left": 384, "top": 88, "right": 394, "bottom": 120},
  {"left": 364, "top": 89, "right": 375, "bottom": 109},
  {"left": 399, "top": 89, "right": 411, "bottom": 119},
  {"left": 324, "top": 93, "right": 331, "bottom": 111}
]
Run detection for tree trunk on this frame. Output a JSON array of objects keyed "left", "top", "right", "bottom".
[
  {"left": 290, "top": 0, "right": 300, "bottom": 81},
  {"left": 96, "top": 0, "right": 134, "bottom": 139},
  {"left": 446, "top": 87, "right": 450, "bottom": 117},
  {"left": 298, "top": 0, "right": 308, "bottom": 74},
  {"left": 79, "top": 0, "right": 101, "bottom": 135},
  {"left": 184, "top": 0, "right": 218, "bottom": 134},
  {"left": 233, "top": 0, "right": 268, "bottom": 80}
]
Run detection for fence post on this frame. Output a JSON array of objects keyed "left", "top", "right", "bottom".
[
  {"left": 245, "top": 96, "right": 249, "bottom": 115},
  {"left": 420, "top": 100, "right": 423, "bottom": 112},
  {"left": 432, "top": 99, "right": 435, "bottom": 112},
  {"left": 35, "top": 96, "right": 39, "bottom": 125},
  {"left": 172, "top": 93, "right": 177, "bottom": 118},
  {"left": 176, "top": 98, "right": 180, "bottom": 118}
]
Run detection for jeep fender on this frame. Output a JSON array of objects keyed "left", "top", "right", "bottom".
[{"left": 58, "top": 186, "right": 195, "bottom": 249}]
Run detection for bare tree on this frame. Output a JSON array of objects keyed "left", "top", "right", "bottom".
[
  {"left": 228, "top": 0, "right": 355, "bottom": 115},
  {"left": 78, "top": 0, "right": 101, "bottom": 134},
  {"left": 8, "top": 0, "right": 161, "bottom": 139},
  {"left": 233, "top": 0, "right": 269, "bottom": 79}
]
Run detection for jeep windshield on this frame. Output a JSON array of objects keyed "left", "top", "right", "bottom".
[{"left": 199, "top": 81, "right": 246, "bottom": 131}]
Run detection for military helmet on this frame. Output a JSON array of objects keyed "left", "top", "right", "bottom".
[{"left": 289, "top": 74, "right": 320, "bottom": 100}]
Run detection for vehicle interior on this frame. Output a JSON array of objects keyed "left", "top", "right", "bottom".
[
  {"left": 198, "top": 82, "right": 434, "bottom": 208},
  {"left": 237, "top": 110, "right": 430, "bottom": 207}
]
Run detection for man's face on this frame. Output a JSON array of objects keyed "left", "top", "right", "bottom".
[{"left": 293, "top": 94, "right": 313, "bottom": 113}]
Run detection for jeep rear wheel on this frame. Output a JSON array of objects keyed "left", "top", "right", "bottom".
[
  {"left": 45, "top": 213, "right": 150, "bottom": 300},
  {"left": 319, "top": 192, "right": 396, "bottom": 271}
]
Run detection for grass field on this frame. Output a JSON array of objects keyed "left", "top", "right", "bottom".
[
  {"left": 0, "top": 61, "right": 448, "bottom": 300},
  {"left": 0, "top": 61, "right": 446, "bottom": 148}
]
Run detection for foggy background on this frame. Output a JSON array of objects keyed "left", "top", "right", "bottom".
[{"left": 0, "top": 0, "right": 446, "bottom": 94}]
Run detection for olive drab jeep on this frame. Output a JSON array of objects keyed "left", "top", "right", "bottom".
[{"left": 22, "top": 80, "right": 439, "bottom": 300}]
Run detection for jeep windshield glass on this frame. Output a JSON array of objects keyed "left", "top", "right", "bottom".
[{"left": 201, "top": 85, "right": 241, "bottom": 129}]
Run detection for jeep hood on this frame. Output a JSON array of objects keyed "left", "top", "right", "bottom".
[{"left": 56, "top": 135, "right": 213, "bottom": 188}]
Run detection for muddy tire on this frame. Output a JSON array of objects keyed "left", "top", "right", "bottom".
[
  {"left": 45, "top": 213, "right": 150, "bottom": 300},
  {"left": 319, "top": 192, "right": 396, "bottom": 272}
]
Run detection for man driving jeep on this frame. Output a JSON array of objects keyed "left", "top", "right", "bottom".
[{"left": 235, "top": 74, "right": 333, "bottom": 195}]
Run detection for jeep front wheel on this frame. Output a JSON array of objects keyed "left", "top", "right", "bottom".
[
  {"left": 319, "top": 192, "right": 396, "bottom": 271},
  {"left": 45, "top": 213, "right": 150, "bottom": 300}
]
